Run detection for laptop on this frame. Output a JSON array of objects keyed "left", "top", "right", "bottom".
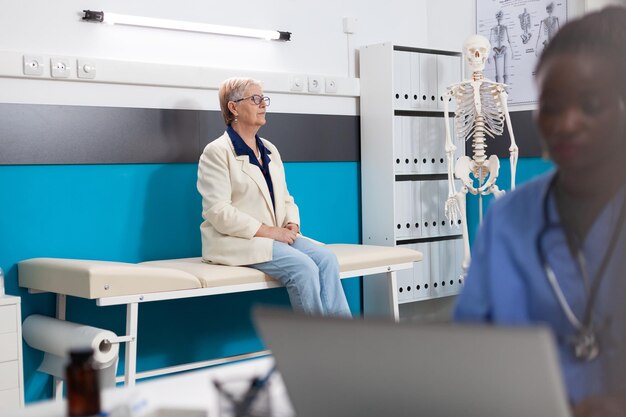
[{"left": 253, "top": 307, "right": 572, "bottom": 417}]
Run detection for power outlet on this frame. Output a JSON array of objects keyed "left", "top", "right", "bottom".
[
  {"left": 289, "top": 75, "right": 305, "bottom": 92},
  {"left": 23, "top": 55, "right": 44, "bottom": 76},
  {"left": 325, "top": 78, "right": 338, "bottom": 94},
  {"left": 50, "top": 57, "right": 71, "bottom": 78},
  {"left": 77, "top": 59, "right": 96, "bottom": 79},
  {"left": 308, "top": 76, "right": 323, "bottom": 93}
]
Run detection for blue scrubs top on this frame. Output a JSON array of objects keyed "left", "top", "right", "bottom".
[{"left": 454, "top": 171, "right": 626, "bottom": 404}]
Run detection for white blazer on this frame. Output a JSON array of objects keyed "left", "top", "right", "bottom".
[{"left": 197, "top": 132, "right": 300, "bottom": 266}]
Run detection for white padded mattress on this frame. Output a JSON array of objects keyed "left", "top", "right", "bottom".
[{"left": 18, "top": 244, "right": 422, "bottom": 299}]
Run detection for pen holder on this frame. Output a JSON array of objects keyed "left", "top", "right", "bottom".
[{"left": 213, "top": 376, "right": 272, "bottom": 417}]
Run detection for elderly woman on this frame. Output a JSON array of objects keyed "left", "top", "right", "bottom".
[{"left": 197, "top": 77, "right": 351, "bottom": 317}]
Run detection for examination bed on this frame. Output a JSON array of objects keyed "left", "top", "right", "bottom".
[{"left": 18, "top": 243, "right": 421, "bottom": 391}]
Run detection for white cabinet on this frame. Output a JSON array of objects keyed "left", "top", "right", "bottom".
[
  {"left": 0, "top": 296, "right": 24, "bottom": 410},
  {"left": 360, "top": 43, "right": 465, "bottom": 319}
]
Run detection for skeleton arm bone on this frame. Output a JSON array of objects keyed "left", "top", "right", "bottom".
[
  {"left": 499, "top": 89, "right": 519, "bottom": 190},
  {"left": 443, "top": 87, "right": 458, "bottom": 193},
  {"left": 443, "top": 87, "right": 462, "bottom": 224}
]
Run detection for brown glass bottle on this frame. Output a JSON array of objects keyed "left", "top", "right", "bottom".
[{"left": 66, "top": 348, "right": 101, "bottom": 417}]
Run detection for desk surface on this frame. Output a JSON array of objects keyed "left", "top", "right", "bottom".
[{"left": 12, "top": 357, "right": 294, "bottom": 417}]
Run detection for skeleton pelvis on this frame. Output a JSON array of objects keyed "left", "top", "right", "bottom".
[
  {"left": 454, "top": 155, "right": 501, "bottom": 195},
  {"left": 471, "top": 162, "right": 490, "bottom": 179},
  {"left": 492, "top": 46, "right": 507, "bottom": 56}
]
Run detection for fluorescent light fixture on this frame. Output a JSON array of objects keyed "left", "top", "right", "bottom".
[{"left": 82, "top": 10, "right": 291, "bottom": 41}]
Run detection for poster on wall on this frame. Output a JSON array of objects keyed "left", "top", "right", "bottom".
[{"left": 476, "top": 0, "right": 567, "bottom": 105}]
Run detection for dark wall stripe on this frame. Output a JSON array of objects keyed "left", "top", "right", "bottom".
[
  {"left": 464, "top": 110, "right": 543, "bottom": 158},
  {"left": 203, "top": 112, "right": 361, "bottom": 162},
  {"left": 0, "top": 104, "right": 360, "bottom": 165},
  {"left": 0, "top": 103, "right": 541, "bottom": 164},
  {"left": 0, "top": 104, "right": 200, "bottom": 165}
]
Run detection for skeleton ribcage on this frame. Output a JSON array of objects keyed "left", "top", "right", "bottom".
[{"left": 453, "top": 82, "right": 505, "bottom": 144}]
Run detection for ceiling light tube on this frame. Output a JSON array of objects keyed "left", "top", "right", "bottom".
[{"left": 82, "top": 10, "right": 291, "bottom": 41}]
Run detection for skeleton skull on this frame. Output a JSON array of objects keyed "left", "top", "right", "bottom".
[{"left": 463, "top": 34, "right": 491, "bottom": 72}]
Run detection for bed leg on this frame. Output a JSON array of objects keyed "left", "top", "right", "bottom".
[
  {"left": 362, "top": 270, "right": 400, "bottom": 322},
  {"left": 124, "top": 302, "right": 139, "bottom": 387},
  {"left": 53, "top": 294, "right": 67, "bottom": 400},
  {"left": 386, "top": 270, "right": 400, "bottom": 322}
]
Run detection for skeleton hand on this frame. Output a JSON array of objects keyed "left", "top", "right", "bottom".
[{"left": 445, "top": 196, "right": 461, "bottom": 225}]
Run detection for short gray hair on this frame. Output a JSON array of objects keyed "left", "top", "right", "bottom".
[{"left": 218, "top": 77, "right": 262, "bottom": 125}]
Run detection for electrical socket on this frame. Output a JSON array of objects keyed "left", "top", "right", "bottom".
[
  {"left": 308, "top": 76, "right": 323, "bottom": 93},
  {"left": 50, "top": 57, "right": 71, "bottom": 78},
  {"left": 77, "top": 59, "right": 96, "bottom": 79},
  {"left": 23, "top": 55, "right": 44, "bottom": 76},
  {"left": 325, "top": 78, "right": 338, "bottom": 94},
  {"left": 289, "top": 75, "right": 305, "bottom": 92}
]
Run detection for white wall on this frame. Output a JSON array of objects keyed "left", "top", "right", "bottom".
[
  {"left": 426, "top": 0, "right": 475, "bottom": 52},
  {"left": 0, "top": 0, "right": 429, "bottom": 77},
  {"left": 0, "top": 0, "right": 434, "bottom": 114},
  {"left": 1, "top": 0, "right": 600, "bottom": 114}
]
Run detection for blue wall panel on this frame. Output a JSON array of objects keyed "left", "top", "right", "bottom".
[
  {"left": 0, "top": 162, "right": 360, "bottom": 403},
  {"left": 466, "top": 157, "right": 554, "bottom": 243},
  {"left": 1, "top": 155, "right": 548, "bottom": 403}
]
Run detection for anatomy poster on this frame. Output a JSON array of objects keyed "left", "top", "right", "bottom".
[{"left": 476, "top": 0, "right": 567, "bottom": 105}]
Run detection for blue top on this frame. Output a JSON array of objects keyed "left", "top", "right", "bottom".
[
  {"left": 227, "top": 126, "right": 275, "bottom": 209},
  {"left": 454, "top": 171, "right": 626, "bottom": 404}
]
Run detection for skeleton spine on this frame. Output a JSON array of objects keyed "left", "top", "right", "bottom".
[{"left": 472, "top": 116, "right": 487, "bottom": 166}]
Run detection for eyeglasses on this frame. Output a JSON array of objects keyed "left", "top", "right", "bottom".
[{"left": 234, "top": 94, "right": 271, "bottom": 106}]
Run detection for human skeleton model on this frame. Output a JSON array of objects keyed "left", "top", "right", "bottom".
[
  {"left": 519, "top": 8, "right": 532, "bottom": 44},
  {"left": 536, "top": 2, "right": 560, "bottom": 56},
  {"left": 489, "top": 10, "right": 513, "bottom": 84},
  {"left": 443, "top": 35, "right": 519, "bottom": 272}
]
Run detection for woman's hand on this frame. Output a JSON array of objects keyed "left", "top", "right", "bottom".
[
  {"left": 285, "top": 222, "right": 300, "bottom": 234},
  {"left": 256, "top": 224, "right": 298, "bottom": 244},
  {"left": 272, "top": 227, "right": 298, "bottom": 244}
]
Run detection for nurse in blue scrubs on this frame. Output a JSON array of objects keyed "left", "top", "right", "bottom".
[{"left": 454, "top": 7, "right": 626, "bottom": 416}]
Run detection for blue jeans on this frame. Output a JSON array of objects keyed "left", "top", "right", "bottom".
[{"left": 250, "top": 238, "right": 351, "bottom": 317}]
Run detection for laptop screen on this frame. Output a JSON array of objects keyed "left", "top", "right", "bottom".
[{"left": 254, "top": 306, "right": 572, "bottom": 417}]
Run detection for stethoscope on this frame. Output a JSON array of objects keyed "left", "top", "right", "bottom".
[{"left": 536, "top": 174, "right": 626, "bottom": 362}]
